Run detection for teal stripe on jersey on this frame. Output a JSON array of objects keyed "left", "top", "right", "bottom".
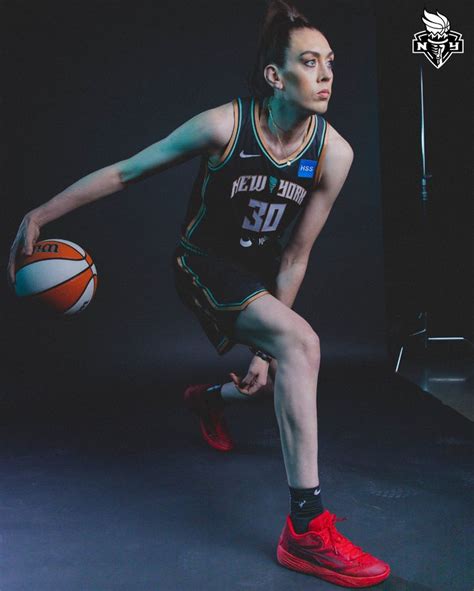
[
  {"left": 217, "top": 335, "right": 230, "bottom": 350},
  {"left": 186, "top": 171, "right": 211, "bottom": 239},
  {"left": 316, "top": 117, "right": 327, "bottom": 157},
  {"left": 179, "top": 237, "right": 209, "bottom": 256}
]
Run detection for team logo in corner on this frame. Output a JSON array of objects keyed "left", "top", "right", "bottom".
[{"left": 412, "top": 9, "right": 464, "bottom": 69}]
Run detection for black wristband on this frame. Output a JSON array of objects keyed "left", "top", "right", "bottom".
[{"left": 249, "top": 346, "right": 272, "bottom": 363}]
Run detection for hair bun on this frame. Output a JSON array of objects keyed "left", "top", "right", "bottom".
[{"left": 247, "top": 0, "right": 318, "bottom": 99}]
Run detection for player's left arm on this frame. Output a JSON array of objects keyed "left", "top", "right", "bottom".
[{"left": 273, "top": 130, "right": 354, "bottom": 308}]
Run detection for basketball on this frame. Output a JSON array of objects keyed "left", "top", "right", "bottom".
[{"left": 14, "top": 239, "right": 98, "bottom": 315}]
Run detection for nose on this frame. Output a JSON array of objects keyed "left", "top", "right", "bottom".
[{"left": 317, "top": 62, "right": 333, "bottom": 83}]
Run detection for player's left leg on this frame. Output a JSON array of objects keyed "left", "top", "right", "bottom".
[{"left": 175, "top": 246, "right": 280, "bottom": 451}]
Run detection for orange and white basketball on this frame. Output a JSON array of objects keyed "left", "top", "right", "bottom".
[{"left": 15, "top": 239, "right": 98, "bottom": 315}]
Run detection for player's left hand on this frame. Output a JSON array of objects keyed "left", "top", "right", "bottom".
[{"left": 229, "top": 355, "right": 269, "bottom": 396}]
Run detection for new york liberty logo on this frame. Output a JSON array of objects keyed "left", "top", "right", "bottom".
[
  {"left": 412, "top": 9, "right": 464, "bottom": 69},
  {"left": 269, "top": 176, "right": 278, "bottom": 193}
]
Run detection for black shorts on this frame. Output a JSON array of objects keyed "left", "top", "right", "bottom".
[{"left": 171, "top": 243, "right": 280, "bottom": 355}]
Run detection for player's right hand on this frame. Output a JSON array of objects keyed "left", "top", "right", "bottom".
[
  {"left": 229, "top": 355, "right": 269, "bottom": 396},
  {"left": 7, "top": 215, "right": 41, "bottom": 290}
]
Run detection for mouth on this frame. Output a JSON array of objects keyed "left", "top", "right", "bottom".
[{"left": 316, "top": 92, "right": 330, "bottom": 100}]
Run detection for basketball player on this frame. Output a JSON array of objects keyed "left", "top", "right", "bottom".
[{"left": 8, "top": 1, "right": 390, "bottom": 586}]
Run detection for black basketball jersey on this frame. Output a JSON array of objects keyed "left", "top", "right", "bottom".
[{"left": 178, "top": 95, "right": 328, "bottom": 268}]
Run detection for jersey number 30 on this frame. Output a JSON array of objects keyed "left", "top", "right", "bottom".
[{"left": 242, "top": 199, "right": 286, "bottom": 232}]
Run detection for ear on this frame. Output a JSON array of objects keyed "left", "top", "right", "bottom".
[{"left": 263, "top": 64, "right": 284, "bottom": 91}]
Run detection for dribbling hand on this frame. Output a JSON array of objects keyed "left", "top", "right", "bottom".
[{"left": 7, "top": 215, "right": 41, "bottom": 290}]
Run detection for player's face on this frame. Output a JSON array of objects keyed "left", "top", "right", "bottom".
[{"left": 281, "top": 27, "right": 334, "bottom": 114}]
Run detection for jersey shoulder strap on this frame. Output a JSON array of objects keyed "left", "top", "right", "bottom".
[
  {"left": 313, "top": 117, "right": 329, "bottom": 187},
  {"left": 207, "top": 97, "right": 247, "bottom": 171}
]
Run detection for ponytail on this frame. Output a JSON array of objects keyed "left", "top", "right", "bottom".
[{"left": 247, "top": 0, "right": 319, "bottom": 99}]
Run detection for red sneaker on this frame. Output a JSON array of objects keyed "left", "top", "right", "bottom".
[
  {"left": 183, "top": 384, "right": 234, "bottom": 452},
  {"left": 277, "top": 509, "right": 390, "bottom": 588}
]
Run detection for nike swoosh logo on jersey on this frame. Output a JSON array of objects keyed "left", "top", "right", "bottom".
[{"left": 240, "top": 150, "right": 261, "bottom": 158}]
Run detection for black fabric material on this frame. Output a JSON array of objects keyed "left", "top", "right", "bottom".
[
  {"left": 171, "top": 244, "right": 279, "bottom": 355},
  {"left": 178, "top": 96, "right": 327, "bottom": 261},
  {"left": 289, "top": 485, "right": 324, "bottom": 533}
]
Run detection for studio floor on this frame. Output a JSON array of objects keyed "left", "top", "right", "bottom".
[{"left": 0, "top": 361, "right": 472, "bottom": 591}]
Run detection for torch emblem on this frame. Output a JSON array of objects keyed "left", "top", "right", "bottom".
[{"left": 412, "top": 9, "right": 464, "bottom": 69}]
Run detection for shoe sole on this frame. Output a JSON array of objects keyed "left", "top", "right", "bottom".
[
  {"left": 200, "top": 421, "right": 234, "bottom": 452},
  {"left": 277, "top": 544, "right": 390, "bottom": 588}
]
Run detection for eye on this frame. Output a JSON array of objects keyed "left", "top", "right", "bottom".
[{"left": 304, "top": 59, "right": 335, "bottom": 70}]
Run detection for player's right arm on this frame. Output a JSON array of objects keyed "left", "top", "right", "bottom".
[{"left": 7, "top": 102, "right": 234, "bottom": 286}]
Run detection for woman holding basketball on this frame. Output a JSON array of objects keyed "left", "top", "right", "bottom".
[{"left": 8, "top": 1, "right": 390, "bottom": 586}]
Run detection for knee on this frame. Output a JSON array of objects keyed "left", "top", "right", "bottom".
[
  {"left": 301, "top": 330, "right": 321, "bottom": 365},
  {"left": 286, "top": 325, "right": 321, "bottom": 366}
]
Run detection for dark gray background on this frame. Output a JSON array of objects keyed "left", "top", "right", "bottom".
[{"left": 376, "top": 0, "right": 472, "bottom": 356}]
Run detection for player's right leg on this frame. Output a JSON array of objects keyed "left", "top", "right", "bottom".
[
  {"left": 234, "top": 292, "right": 321, "bottom": 487},
  {"left": 232, "top": 292, "right": 391, "bottom": 588}
]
